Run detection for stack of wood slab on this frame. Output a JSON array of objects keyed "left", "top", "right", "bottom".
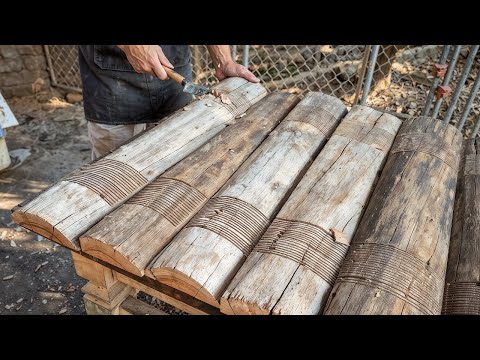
[
  {"left": 80, "top": 92, "right": 300, "bottom": 276},
  {"left": 442, "top": 138, "right": 480, "bottom": 315},
  {"left": 221, "top": 106, "right": 401, "bottom": 314},
  {"left": 12, "top": 78, "right": 267, "bottom": 250},
  {"left": 12, "top": 77, "right": 470, "bottom": 315},
  {"left": 324, "top": 117, "right": 463, "bottom": 315},
  {"left": 148, "top": 92, "right": 347, "bottom": 307}
]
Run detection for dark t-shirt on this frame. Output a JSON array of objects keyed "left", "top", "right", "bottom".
[{"left": 78, "top": 45, "right": 193, "bottom": 125}]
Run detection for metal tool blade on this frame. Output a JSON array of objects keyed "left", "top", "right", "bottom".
[{"left": 183, "top": 82, "right": 211, "bottom": 96}]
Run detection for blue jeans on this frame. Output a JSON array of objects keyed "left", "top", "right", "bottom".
[{"left": 78, "top": 45, "right": 193, "bottom": 125}]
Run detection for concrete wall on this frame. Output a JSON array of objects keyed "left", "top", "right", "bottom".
[{"left": 0, "top": 45, "right": 50, "bottom": 98}]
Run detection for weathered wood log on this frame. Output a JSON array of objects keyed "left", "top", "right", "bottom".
[
  {"left": 11, "top": 78, "right": 267, "bottom": 250},
  {"left": 443, "top": 138, "right": 480, "bottom": 314},
  {"left": 148, "top": 92, "right": 347, "bottom": 307},
  {"left": 221, "top": 106, "right": 401, "bottom": 315},
  {"left": 323, "top": 116, "right": 463, "bottom": 315},
  {"left": 79, "top": 93, "right": 299, "bottom": 276}
]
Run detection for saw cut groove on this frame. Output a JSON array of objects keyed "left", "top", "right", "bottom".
[
  {"left": 254, "top": 219, "right": 348, "bottom": 286},
  {"left": 127, "top": 178, "right": 207, "bottom": 227},
  {"left": 187, "top": 196, "right": 270, "bottom": 256},
  {"left": 391, "top": 131, "right": 459, "bottom": 170},
  {"left": 335, "top": 121, "right": 396, "bottom": 153},
  {"left": 443, "top": 282, "right": 480, "bottom": 315},
  {"left": 65, "top": 159, "right": 148, "bottom": 205},
  {"left": 338, "top": 242, "right": 443, "bottom": 315}
]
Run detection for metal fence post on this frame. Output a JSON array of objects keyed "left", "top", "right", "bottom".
[
  {"left": 353, "top": 45, "right": 371, "bottom": 106},
  {"left": 242, "top": 45, "right": 249, "bottom": 68},
  {"left": 471, "top": 113, "right": 480, "bottom": 138},
  {"left": 431, "top": 45, "right": 462, "bottom": 119},
  {"left": 421, "top": 45, "right": 451, "bottom": 116},
  {"left": 360, "top": 45, "right": 380, "bottom": 105},
  {"left": 443, "top": 45, "right": 480, "bottom": 124},
  {"left": 456, "top": 71, "right": 480, "bottom": 130},
  {"left": 232, "top": 45, "right": 237, "bottom": 60}
]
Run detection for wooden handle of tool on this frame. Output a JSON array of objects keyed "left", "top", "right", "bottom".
[{"left": 163, "top": 66, "right": 185, "bottom": 85}]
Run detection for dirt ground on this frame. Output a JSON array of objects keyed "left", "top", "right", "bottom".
[{"left": 0, "top": 96, "right": 90, "bottom": 314}]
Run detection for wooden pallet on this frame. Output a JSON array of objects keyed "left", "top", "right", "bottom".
[{"left": 72, "top": 251, "right": 222, "bottom": 315}]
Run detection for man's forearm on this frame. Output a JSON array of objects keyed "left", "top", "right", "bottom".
[
  {"left": 206, "top": 45, "right": 259, "bottom": 83},
  {"left": 206, "top": 45, "right": 234, "bottom": 69}
]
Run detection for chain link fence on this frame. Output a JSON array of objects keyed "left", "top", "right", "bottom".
[
  {"left": 44, "top": 45, "right": 479, "bottom": 137},
  {"left": 44, "top": 45, "right": 81, "bottom": 92}
]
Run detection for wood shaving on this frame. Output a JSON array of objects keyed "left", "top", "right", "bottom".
[
  {"left": 220, "top": 93, "right": 232, "bottom": 105},
  {"left": 331, "top": 228, "right": 350, "bottom": 246}
]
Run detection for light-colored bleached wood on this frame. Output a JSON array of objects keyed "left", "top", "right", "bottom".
[
  {"left": 12, "top": 78, "right": 267, "bottom": 250},
  {"left": 149, "top": 92, "right": 348, "bottom": 307},
  {"left": 80, "top": 93, "right": 299, "bottom": 276},
  {"left": 323, "top": 116, "right": 463, "bottom": 315},
  {"left": 221, "top": 106, "right": 402, "bottom": 315},
  {"left": 443, "top": 138, "right": 480, "bottom": 314}
]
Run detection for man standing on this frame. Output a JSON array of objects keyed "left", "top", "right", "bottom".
[{"left": 78, "top": 45, "right": 259, "bottom": 159}]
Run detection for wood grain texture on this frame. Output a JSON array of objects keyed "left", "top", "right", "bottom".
[
  {"left": 149, "top": 92, "right": 348, "bottom": 307},
  {"left": 443, "top": 138, "right": 480, "bottom": 314},
  {"left": 119, "top": 296, "right": 168, "bottom": 315},
  {"left": 323, "top": 116, "right": 463, "bottom": 315},
  {"left": 12, "top": 78, "right": 267, "bottom": 250},
  {"left": 221, "top": 106, "right": 402, "bottom": 315},
  {"left": 79, "top": 93, "right": 299, "bottom": 276}
]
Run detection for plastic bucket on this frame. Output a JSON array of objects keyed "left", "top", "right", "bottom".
[{"left": 0, "top": 127, "right": 11, "bottom": 171}]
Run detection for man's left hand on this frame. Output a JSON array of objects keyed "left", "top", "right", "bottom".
[{"left": 215, "top": 62, "right": 260, "bottom": 83}]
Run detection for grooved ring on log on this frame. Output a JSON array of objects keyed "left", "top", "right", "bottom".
[
  {"left": 390, "top": 132, "right": 459, "bottom": 171},
  {"left": 127, "top": 177, "right": 207, "bottom": 227},
  {"left": 65, "top": 159, "right": 148, "bottom": 206},
  {"left": 442, "top": 282, "right": 480, "bottom": 315},
  {"left": 334, "top": 122, "right": 396, "bottom": 153},
  {"left": 186, "top": 196, "right": 270, "bottom": 256},
  {"left": 286, "top": 107, "right": 338, "bottom": 136},
  {"left": 214, "top": 92, "right": 252, "bottom": 117},
  {"left": 337, "top": 243, "right": 443, "bottom": 314},
  {"left": 464, "top": 154, "right": 480, "bottom": 176},
  {"left": 254, "top": 219, "right": 348, "bottom": 286}
]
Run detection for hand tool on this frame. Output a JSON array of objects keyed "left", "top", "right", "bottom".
[{"left": 163, "top": 65, "right": 211, "bottom": 96}]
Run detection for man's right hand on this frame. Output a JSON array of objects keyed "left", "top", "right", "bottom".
[{"left": 117, "top": 45, "right": 173, "bottom": 80}]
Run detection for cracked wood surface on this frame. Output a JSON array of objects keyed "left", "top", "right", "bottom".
[
  {"left": 443, "top": 138, "right": 480, "bottom": 314},
  {"left": 324, "top": 116, "right": 463, "bottom": 315},
  {"left": 12, "top": 78, "right": 267, "bottom": 250},
  {"left": 79, "top": 93, "right": 299, "bottom": 276},
  {"left": 221, "top": 106, "right": 401, "bottom": 315},
  {"left": 148, "top": 92, "right": 347, "bottom": 307}
]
